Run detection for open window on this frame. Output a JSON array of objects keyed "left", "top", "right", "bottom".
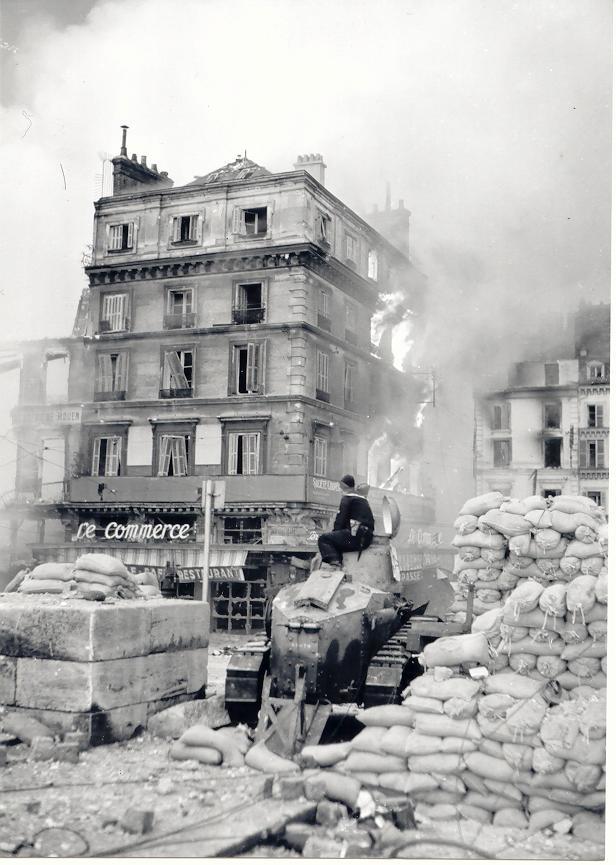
[
  {"left": 107, "top": 222, "right": 134, "bottom": 252},
  {"left": 587, "top": 404, "right": 605, "bottom": 428},
  {"left": 165, "top": 288, "right": 195, "bottom": 329},
  {"left": 171, "top": 214, "right": 200, "bottom": 244},
  {"left": 233, "top": 207, "right": 268, "bottom": 236},
  {"left": 233, "top": 282, "right": 266, "bottom": 325},
  {"left": 544, "top": 438, "right": 561, "bottom": 468},
  {"left": 588, "top": 362, "right": 608, "bottom": 382},
  {"left": 158, "top": 434, "right": 190, "bottom": 476},
  {"left": 586, "top": 490, "right": 603, "bottom": 506},
  {"left": 544, "top": 401, "right": 561, "bottom": 429},
  {"left": 227, "top": 431, "right": 261, "bottom": 475},
  {"left": 92, "top": 436, "right": 122, "bottom": 476},
  {"left": 95, "top": 351, "right": 128, "bottom": 400},
  {"left": 315, "top": 211, "right": 332, "bottom": 246},
  {"left": 491, "top": 402, "right": 510, "bottom": 431},
  {"left": 230, "top": 342, "right": 265, "bottom": 395},
  {"left": 160, "top": 348, "right": 194, "bottom": 398},
  {"left": 580, "top": 440, "right": 605, "bottom": 469}
]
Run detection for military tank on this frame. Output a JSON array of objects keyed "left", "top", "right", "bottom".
[{"left": 224, "top": 496, "right": 469, "bottom": 756}]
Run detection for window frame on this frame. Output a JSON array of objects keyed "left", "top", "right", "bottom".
[
  {"left": 544, "top": 437, "right": 562, "bottom": 469},
  {"left": 315, "top": 210, "right": 332, "bottom": 246},
  {"left": 170, "top": 213, "right": 201, "bottom": 245},
  {"left": 232, "top": 279, "right": 268, "bottom": 325},
  {"left": 94, "top": 350, "right": 129, "bottom": 400},
  {"left": 580, "top": 439, "right": 606, "bottom": 469},
  {"left": 86, "top": 424, "right": 129, "bottom": 477},
  {"left": 313, "top": 435, "right": 328, "bottom": 477},
  {"left": 160, "top": 345, "right": 196, "bottom": 398},
  {"left": 543, "top": 401, "right": 562, "bottom": 430},
  {"left": 587, "top": 404, "right": 605, "bottom": 428},
  {"left": 344, "top": 361, "right": 356, "bottom": 408},
  {"left": 368, "top": 249, "right": 378, "bottom": 281},
  {"left": 232, "top": 205, "right": 271, "bottom": 238},
  {"left": 345, "top": 232, "right": 358, "bottom": 264},
  {"left": 316, "top": 349, "right": 330, "bottom": 401},
  {"left": 493, "top": 438, "right": 512, "bottom": 468},
  {"left": 107, "top": 221, "right": 135, "bottom": 253},
  {"left": 164, "top": 285, "right": 196, "bottom": 329},
  {"left": 99, "top": 290, "right": 130, "bottom": 333},
  {"left": 152, "top": 421, "right": 197, "bottom": 477},
  {"left": 228, "top": 339, "right": 267, "bottom": 396}
]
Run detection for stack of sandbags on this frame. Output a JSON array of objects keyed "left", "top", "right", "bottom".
[
  {"left": 170, "top": 724, "right": 251, "bottom": 766},
  {"left": 17, "top": 562, "right": 75, "bottom": 595},
  {"left": 72, "top": 553, "right": 138, "bottom": 600},
  {"left": 130, "top": 571, "right": 162, "bottom": 598},
  {"left": 451, "top": 492, "right": 510, "bottom": 618}
]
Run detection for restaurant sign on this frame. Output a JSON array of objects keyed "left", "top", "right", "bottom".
[
  {"left": 125, "top": 564, "right": 244, "bottom": 582},
  {"left": 76, "top": 521, "right": 192, "bottom": 542}
]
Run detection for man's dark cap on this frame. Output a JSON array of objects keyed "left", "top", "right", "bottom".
[{"left": 339, "top": 474, "right": 355, "bottom": 491}]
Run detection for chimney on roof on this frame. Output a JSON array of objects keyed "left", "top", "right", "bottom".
[
  {"left": 120, "top": 125, "right": 128, "bottom": 157},
  {"left": 110, "top": 126, "right": 173, "bottom": 196},
  {"left": 294, "top": 153, "right": 326, "bottom": 185}
]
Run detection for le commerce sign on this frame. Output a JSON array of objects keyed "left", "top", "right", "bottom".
[{"left": 76, "top": 521, "right": 191, "bottom": 542}]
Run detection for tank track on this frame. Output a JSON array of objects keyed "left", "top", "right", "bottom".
[{"left": 363, "top": 621, "right": 418, "bottom": 707}]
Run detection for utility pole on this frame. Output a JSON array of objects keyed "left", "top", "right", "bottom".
[{"left": 199, "top": 479, "right": 214, "bottom": 604}]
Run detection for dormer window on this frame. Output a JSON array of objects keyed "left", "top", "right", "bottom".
[{"left": 107, "top": 222, "right": 134, "bottom": 252}]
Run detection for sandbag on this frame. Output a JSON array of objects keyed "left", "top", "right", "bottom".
[
  {"left": 566, "top": 603, "right": 606, "bottom": 623},
  {"left": 508, "top": 653, "right": 537, "bottom": 674},
  {"left": 550, "top": 509, "right": 600, "bottom": 535},
  {"left": 568, "top": 657, "right": 601, "bottom": 678},
  {"left": 480, "top": 548, "right": 506, "bottom": 564},
  {"left": 501, "top": 743, "right": 533, "bottom": 772},
  {"left": 180, "top": 725, "right": 244, "bottom": 766},
  {"left": 408, "top": 753, "right": 466, "bottom": 775},
  {"left": 245, "top": 742, "right": 300, "bottom": 774},
  {"left": 402, "top": 695, "right": 443, "bottom": 714},
  {"left": 379, "top": 771, "right": 439, "bottom": 795},
  {"left": 476, "top": 588, "right": 502, "bottom": 604},
  {"left": 476, "top": 715, "right": 541, "bottom": 746},
  {"left": 539, "top": 583, "right": 567, "bottom": 617},
  {"left": 536, "top": 656, "right": 567, "bottom": 678},
  {"left": 566, "top": 574, "right": 597, "bottom": 618},
  {"left": 459, "top": 491, "right": 504, "bottom": 517},
  {"left": 550, "top": 496, "right": 603, "bottom": 517},
  {"left": 560, "top": 556, "right": 581, "bottom": 577},
  {"left": 484, "top": 671, "right": 544, "bottom": 700},
  {"left": 561, "top": 638, "right": 606, "bottom": 661},
  {"left": 499, "top": 499, "right": 527, "bottom": 516},
  {"left": 578, "top": 700, "right": 606, "bottom": 740},
  {"left": 419, "top": 790, "right": 465, "bottom": 806},
  {"left": 452, "top": 530, "right": 506, "bottom": 550},
  {"left": 415, "top": 803, "right": 459, "bottom": 821},
  {"left": 404, "top": 732, "right": 444, "bottom": 756},
  {"left": 453, "top": 514, "right": 479, "bottom": 535},
  {"left": 440, "top": 736, "right": 477, "bottom": 755},
  {"left": 477, "top": 693, "right": 517, "bottom": 719},
  {"left": 478, "top": 510, "right": 531, "bottom": 537},
  {"left": 503, "top": 579, "right": 545, "bottom": 617},
  {"left": 465, "top": 752, "right": 524, "bottom": 783},
  {"left": 301, "top": 742, "right": 352, "bottom": 767},
  {"left": 534, "top": 528, "right": 564, "bottom": 552},
  {"left": 409, "top": 674, "right": 482, "bottom": 702},
  {"left": 524, "top": 508, "right": 553, "bottom": 528},
  {"left": 579, "top": 556, "right": 604, "bottom": 577},
  {"left": 456, "top": 546, "right": 482, "bottom": 562},
  {"left": 350, "top": 726, "right": 387, "bottom": 754},
  {"left": 509, "top": 535, "right": 568, "bottom": 559},
  {"left": 559, "top": 620, "right": 589, "bottom": 643},
  {"left": 493, "top": 808, "right": 528, "bottom": 829},
  {"left": 343, "top": 751, "right": 406, "bottom": 774},
  {"left": 75, "top": 553, "right": 130, "bottom": 578},
  {"left": 496, "top": 569, "right": 520, "bottom": 591},
  {"left": 542, "top": 733, "right": 606, "bottom": 765},
  {"left": 574, "top": 524, "right": 598, "bottom": 543},
  {"left": 587, "top": 618, "right": 607, "bottom": 640},
  {"left": 19, "top": 579, "right": 67, "bottom": 594},
  {"left": 311, "top": 771, "right": 361, "bottom": 808},
  {"left": 415, "top": 713, "right": 481, "bottom": 741},
  {"left": 600, "top": 655, "right": 607, "bottom": 674},
  {"left": 453, "top": 555, "right": 495, "bottom": 573},
  {"left": 532, "top": 747, "right": 565, "bottom": 774},
  {"left": 381, "top": 726, "right": 412, "bottom": 758},
  {"left": 472, "top": 608, "right": 503, "bottom": 641},
  {"left": 529, "top": 810, "right": 570, "bottom": 832},
  {"left": 457, "top": 803, "right": 492, "bottom": 824},
  {"left": 169, "top": 741, "right": 222, "bottom": 765},
  {"left": 536, "top": 558, "right": 562, "bottom": 576},
  {"left": 527, "top": 796, "right": 579, "bottom": 815},
  {"left": 566, "top": 539, "right": 604, "bottom": 559},
  {"left": 564, "top": 761, "right": 602, "bottom": 792},
  {"left": 461, "top": 769, "right": 490, "bottom": 794},
  {"left": 504, "top": 635, "right": 565, "bottom": 656},
  {"left": 356, "top": 705, "right": 414, "bottom": 728},
  {"left": 464, "top": 792, "right": 519, "bottom": 813},
  {"left": 443, "top": 697, "right": 477, "bottom": 720},
  {"left": 506, "top": 696, "right": 547, "bottom": 735},
  {"left": 422, "top": 633, "right": 491, "bottom": 669},
  {"left": 572, "top": 812, "right": 606, "bottom": 841},
  {"left": 30, "top": 563, "right": 74, "bottom": 581},
  {"left": 595, "top": 569, "right": 607, "bottom": 604}
]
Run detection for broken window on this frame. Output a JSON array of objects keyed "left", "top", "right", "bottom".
[
  {"left": 316, "top": 211, "right": 332, "bottom": 244},
  {"left": 107, "top": 222, "right": 134, "bottom": 252},
  {"left": 161, "top": 349, "right": 193, "bottom": 397},
  {"left": 96, "top": 352, "right": 128, "bottom": 397},
  {"left": 588, "top": 362, "right": 607, "bottom": 382},
  {"left": 587, "top": 404, "right": 604, "bottom": 428},
  {"left": 232, "top": 343, "right": 264, "bottom": 394},
  {"left": 171, "top": 214, "right": 199, "bottom": 243},
  {"left": 238, "top": 207, "right": 268, "bottom": 235},
  {"left": 92, "top": 436, "right": 121, "bottom": 476},
  {"left": 493, "top": 439, "right": 511, "bottom": 468},
  {"left": 158, "top": 434, "right": 190, "bottom": 476},
  {"left": 314, "top": 436, "right": 327, "bottom": 477},
  {"left": 544, "top": 438, "right": 561, "bottom": 468},
  {"left": 227, "top": 432, "right": 260, "bottom": 475},
  {"left": 223, "top": 516, "right": 263, "bottom": 544},
  {"left": 233, "top": 283, "right": 265, "bottom": 324},
  {"left": 543, "top": 489, "right": 561, "bottom": 499},
  {"left": 544, "top": 402, "right": 561, "bottom": 429}
]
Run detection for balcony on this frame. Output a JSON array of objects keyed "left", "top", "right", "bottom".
[
  {"left": 317, "top": 314, "right": 332, "bottom": 332},
  {"left": 94, "top": 390, "right": 126, "bottom": 402},
  {"left": 232, "top": 308, "right": 265, "bottom": 325},
  {"left": 159, "top": 387, "right": 193, "bottom": 399},
  {"left": 579, "top": 426, "right": 609, "bottom": 439},
  {"left": 164, "top": 313, "right": 196, "bottom": 329},
  {"left": 315, "top": 389, "right": 330, "bottom": 403}
]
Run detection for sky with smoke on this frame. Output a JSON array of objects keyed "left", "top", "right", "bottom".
[{"left": 0, "top": 0, "right": 611, "bottom": 513}]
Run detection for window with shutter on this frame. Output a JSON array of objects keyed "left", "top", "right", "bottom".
[
  {"left": 316, "top": 351, "right": 329, "bottom": 398},
  {"left": 493, "top": 439, "right": 511, "bottom": 467},
  {"left": 588, "top": 405, "right": 604, "bottom": 428},
  {"left": 233, "top": 342, "right": 264, "bottom": 394},
  {"left": 162, "top": 350, "right": 192, "bottom": 395},
  {"left": 92, "top": 436, "right": 121, "bottom": 476},
  {"left": 344, "top": 363, "right": 355, "bottom": 405},
  {"left": 314, "top": 437, "right": 327, "bottom": 477},
  {"left": 368, "top": 249, "right": 378, "bottom": 280},
  {"left": 227, "top": 432, "right": 261, "bottom": 475},
  {"left": 98, "top": 355, "right": 113, "bottom": 392},
  {"left": 227, "top": 433, "right": 239, "bottom": 474},
  {"left": 101, "top": 294, "right": 127, "bottom": 332}
]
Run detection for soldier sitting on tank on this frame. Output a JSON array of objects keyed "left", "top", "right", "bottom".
[{"left": 318, "top": 475, "right": 375, "bottom": 568}]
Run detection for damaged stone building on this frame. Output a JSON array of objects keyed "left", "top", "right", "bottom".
[{"left": 7, "top": 131, "right": 434, "bottom": 630}]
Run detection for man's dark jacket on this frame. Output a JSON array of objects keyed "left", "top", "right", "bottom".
[{"left": 333, "top": 493, "right": 375, "bottom": 533}]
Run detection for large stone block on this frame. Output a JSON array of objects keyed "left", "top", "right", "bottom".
[
  {"left": 15, "top": 647, "right": 208, "bottom": 711},
  {"left": 0, "top": 655, "right": 16, "bottom": 703},
  {"left": 0, "top": 596, "right": 209, "bottom": 661}
]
